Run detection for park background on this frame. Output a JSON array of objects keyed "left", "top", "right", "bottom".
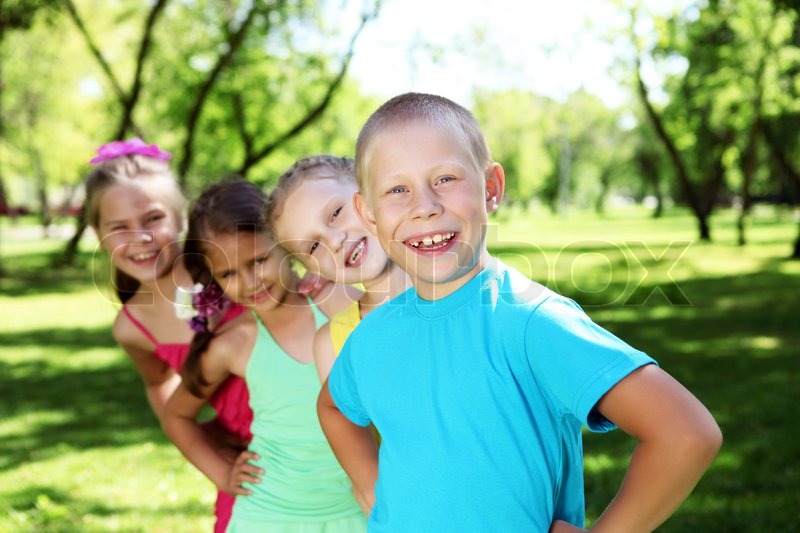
[{"left": 1, "top": 0, "right": 799, "bottom": 531}]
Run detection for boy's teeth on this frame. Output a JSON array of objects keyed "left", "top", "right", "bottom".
[
  {"left": 410, "top": 232, "right": 454, "bottom": 247},
  {"left": 132, "top": 252, "right": 155, "bottom": 261}
]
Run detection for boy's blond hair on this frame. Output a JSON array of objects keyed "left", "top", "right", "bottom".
[{"left": 354, "top": 92, "right": 492, "bottom": 198}]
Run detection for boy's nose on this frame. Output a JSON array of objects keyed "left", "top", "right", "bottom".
[{"left": 411, "top": 188, "right": 443, "bottom": 220}]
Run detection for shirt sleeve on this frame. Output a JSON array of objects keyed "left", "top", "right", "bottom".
[
  {"left": 328, "top": 336, "right": 372, "bottom": 427},
  {"left": 525, "top": 296, "right": 657, "bottom": 432}
]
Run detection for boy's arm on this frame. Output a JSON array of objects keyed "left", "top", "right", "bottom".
[
  {"left": 317, "top": 379, "right": 378, "bottom": 514},
  {"left": 584, "top": 364, "right": 722, "bottom": 533}
]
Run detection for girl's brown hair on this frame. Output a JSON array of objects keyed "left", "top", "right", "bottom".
[{"left": 182, "top": 178, "right": 268, "bottom": 397}]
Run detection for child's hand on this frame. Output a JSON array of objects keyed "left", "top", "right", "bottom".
[
  {"left": 222, "top": 450, "right": 264, "bottom": 496},
  {"left": 549, "top": 519, "right": 586, "bottom": 533}
]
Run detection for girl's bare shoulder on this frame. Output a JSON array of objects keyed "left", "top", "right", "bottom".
[
  {"left": 112, "top": 307, "right": 151, "bottom": 353},
  {"left": 205, "top": 311, "right": 258, "bottom": 372}
]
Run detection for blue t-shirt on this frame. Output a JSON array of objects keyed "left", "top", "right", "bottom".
[{"left": 328, "top": 259, "right": 655, "bottom": 532}]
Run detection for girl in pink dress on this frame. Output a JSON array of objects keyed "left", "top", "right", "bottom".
[{"left": 85, "top": 138, "right": 252, "bottom": 532}]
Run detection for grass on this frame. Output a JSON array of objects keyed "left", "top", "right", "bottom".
[{"left": 1, "top": 206, "right": 799, "bottom": 531}]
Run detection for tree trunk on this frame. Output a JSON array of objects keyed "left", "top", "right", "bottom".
[
  {"left": 698, "top": 214, "right": 712, "bottom": 242},
  {"left": 0, "top": 173, "right": 5, "bottom": 277},
  {"left": 793, "top": 223, "right": 800, "bottom": 259},
  {"left": 634, "top": 55, "right": 710, "bottom": 239},
  {"left": 594, "top": 167, "right": 612, "bottom": 215},
  {"left": 762, "top": 121, "right": 800, "bottom": 259},
  {"left": 557, "top": 132, "right": 571, "bottom": 215},
  {"left": 32, "top": 149, "right": 52, "bottom": 234},
  {"left": 58, "top": 206, "right": 86, "bottom": 266}
]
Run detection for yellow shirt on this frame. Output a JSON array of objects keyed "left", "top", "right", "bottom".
[{"left": 329, "top": 300, "right": 361, "bottom": 355}]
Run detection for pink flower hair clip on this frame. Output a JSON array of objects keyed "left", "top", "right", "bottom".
[
  {"left": 186, "top": 282, "right": 233, "bottom": 333},
  {"left": 89, "top": 137, "right": 172, "bottom": 165}
]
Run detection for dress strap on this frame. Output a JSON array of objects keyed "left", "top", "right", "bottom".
[
  {"left": 121, "top": 306, "right": 159, "bottom": 347},
  {"left": 220, "top": 303, "right": 247, "bottom": 325}
]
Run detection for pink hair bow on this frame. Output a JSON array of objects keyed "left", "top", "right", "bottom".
[{"left": 89, "top": 137, "right": 172, "bottom": 165}]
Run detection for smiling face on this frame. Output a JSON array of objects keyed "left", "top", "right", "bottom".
[
  {"left": 355, "top": 121, "right": 504, "bottom": 300},
  {"left": 96, "top": 183, "right": 183, "bottom": 284},
  {"left": 273, "top": 177, "right": 391, "bottom": 286},
  {"left": 203, "top": 230, "right": 294, "bottom": 311}
]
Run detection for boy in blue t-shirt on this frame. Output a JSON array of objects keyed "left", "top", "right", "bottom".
[{"left": 317, "top": 92, "right": 722, "bottom": 532}]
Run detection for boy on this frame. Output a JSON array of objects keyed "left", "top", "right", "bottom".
[{"left": 317, "top": 92, "right": 722, "bottom": 532}]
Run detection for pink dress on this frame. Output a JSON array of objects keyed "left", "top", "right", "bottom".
[{"left": 122, "top": 304, "right": 253, "bottom": 533}]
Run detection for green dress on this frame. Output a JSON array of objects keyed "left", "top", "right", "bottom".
[{"left": 226, "top": 303, "right": 366, "bottom": 532}]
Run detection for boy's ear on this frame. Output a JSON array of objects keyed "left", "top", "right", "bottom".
[
  {"left": 485, "top": 163, "right": 505, "bottom": 214},
  {"left": 353, "top": 192, "right": 378, "bottom": 235}
]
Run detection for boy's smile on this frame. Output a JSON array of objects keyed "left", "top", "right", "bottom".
[
  {"left": 356, "top": 122, "right": 504, "bottom": 300},
  {"left": 405, "top": 231, "right": 457, "bottom": 251}
]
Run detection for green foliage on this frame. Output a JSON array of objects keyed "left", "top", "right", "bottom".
[
  {"left": 1, "top": 0, "right": 379, "bottom": 211},
  {"left": 641, "top": 0, "right": 800, "bottom": 209},
  {"left": 472, "top": 89, "right": 553, "bottom": 204}
]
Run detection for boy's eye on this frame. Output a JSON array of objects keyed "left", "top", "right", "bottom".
[
  {"left": 437, "top": 175, "right": 455, "bottom": 185},
  {"left": 387, "top": 185, "right": 407, "bottom": 194},
  {"left": 309, "top": 241, "right": 319, "bottom": 254},
  {"left": 330, "top": 207, "right": 342, "bottom": 222}
]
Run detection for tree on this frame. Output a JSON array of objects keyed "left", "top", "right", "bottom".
[
  {"left": 56, "top": 0, "right": 380, "bottom": 262},
  {"left": 472, "top": 90, "right": 553, "bottom": 208},
  {"left": 0, "top": 0, "right": 63, "bottom": 275}
]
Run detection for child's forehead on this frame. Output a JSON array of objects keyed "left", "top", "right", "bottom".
[
  {"left": 100, "top": 182, "right": 165, "bottom": 213},
  {"left": 368, "top": 123, "right": 478, "bottom": 174},
  {"left": 294, "top": 174, "right": 356, "bottom": 195}
]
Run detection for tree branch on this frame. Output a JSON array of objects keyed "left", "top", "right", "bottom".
[
  {"left": 112, "top": 0, "right": 169, "bottom": 140},
  {"left": 232, "top": 92, "right": 254, "bottom": 157},
  {"left": 237, "top": 5, "right": 377, "bottom": 176},
  {"left": 176, "top": 2, "right": 268, "bottom": 182},
  {"left": 62, "top": 0, "right": 127, "bottom": 111},
  {"left": 634, "top": 54, "right": 702, "bottom": 217}
]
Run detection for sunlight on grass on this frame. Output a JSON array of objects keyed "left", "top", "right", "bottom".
[
  {"left": 0, "top": 442, "right": 215, "bottom": 532},
  {"left": 0, "top": 290, "right": 116, "bottom": 332}
]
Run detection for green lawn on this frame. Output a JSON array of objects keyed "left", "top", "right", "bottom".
[{"left": 1, "top": 207, "right": 799, "bottom": 531}]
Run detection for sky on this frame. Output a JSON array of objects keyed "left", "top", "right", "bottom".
[{"left": 339, "top": 0, "right": 689, "bottom": 108}]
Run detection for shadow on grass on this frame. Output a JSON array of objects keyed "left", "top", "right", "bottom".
[
  {"left": 0, "top": 348, "right": 164, "bottom": 473},
  {"left": 0, "top": 326, "right": 116, "bottom": 350},
  {"left": 570, "top": 269, "right": 800, "bottom": 531},
  {"left": 0, "top": 249, "right": 107, "bottom": 298}
]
